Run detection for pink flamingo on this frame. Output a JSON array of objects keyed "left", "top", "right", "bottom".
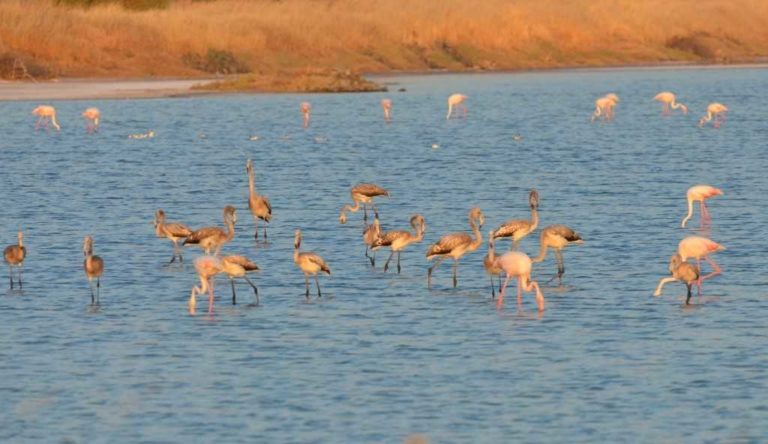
[
  {"left": 681, "top": 185, "right": 723, "bottom": 228},
  {"left": 591, "top": 93, "right": 619, "bottom": 122},
  {"left": 653, "top": 91, "right": 687, "bottom": 115},
  {"left": 678, "top": 236, "right": 725, "bottom": 295},
  {"left": 301, "top": 102, "right": 311, "bottom": 128},
  {"left": 189, "top": 255, "right": 223, "bottom": 314},
  {"left": 495, "top": 251, "right": 545, "bottom": 311},
  {"left": 381, "top": 99, "right": 392, "bottom": 122},
  {"left": 82, "top": 107, "right": 101, "bottom": 133},
  {"left": 446, "top": 93, "right": 468, "bottom": 120},
  {"left": 699, "top": 103, "right": 728, "bottom": 128},
  {"left": 32, "top": 105, "right": 61, "bottom": 131}
]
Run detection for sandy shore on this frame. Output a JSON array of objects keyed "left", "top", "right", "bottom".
[{"left": 0, "top": 78, "right": 218, "bottom": 101}]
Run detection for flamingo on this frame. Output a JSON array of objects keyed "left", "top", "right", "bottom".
[
  {"left": 677, "top": 236, "right": 725, "bottom": 295},
  {"left": 426, "top": 207, "right": 484, "bottom": 288},
  {"left": 4, "top": 231, "right": 26, "bottom": 289},
  {"left": 83, "top": 235, "right": 104, "bottom": 305},
  {"left": 699, "top": 103, "right": 728, "bottom": 128},
  {"left": 446, "top": 93, "right": 468, "bottom": 120},
  {"left": 294, "top": 230, "right": 331, "bottom": 299},
  {"left": 372, "top": 214, "right": 426, "bottom": 273},
  {"left": 189, "top": 255, "right": 223, "bottom": 314},
  {"left": 381, "top": 99, "right": 392, "bottom": 122},
  {"left": 653, "top": 253, "right": 700, "bottom": 305},
  {"left": 591, "top": 93, "right": 619, "bottom": 122},
  {"left": 153, "top": 209, "right": 193, "bottom": 263},
  {"left": 221, "top": 255, "right": 260, "bottom": 305},
  {"left": 32, "top": 105, "right": 60, "bottom": 131},
  {"left": 362, "top": 211, "right": 381, "bottom": 266},
  {"left": 82, "top": 107, "right": 101, "bottom": 132},
  {"left": 246, "top": 159, "right": 272, "bottom": 240},
  {"left": 339, "top": 183, "right": 389, "bottom": 224},
  {"left": 128, "top": 130, "right": 155, "bottom": 139},
  {"left": 681, "top": 185, "right": 723, "bottom": 228},
  {"left": 483, "top": 230, "right": 502, "bottom": 298},
  {"left": 653, "top": 92, "right": 687, "bottom": 115},
  {"left": 183, "top": 206, "right": 237, "bottom": 255},
  {"left": 493, "top": 189, "right": 539, "bottom": 250},
  {"left": 495, "top": 251, "right": 545, "bottom": 311},
  {"left": 301, "top": 102, "right": 311, "bottom": 128},
  {"left": 532, "top": 224, "right": 584, "bottom": 286}
]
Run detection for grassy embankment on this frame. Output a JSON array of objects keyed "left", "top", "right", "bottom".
[{"left": 2, "top": 0, "right": 768, "bottom": 92}]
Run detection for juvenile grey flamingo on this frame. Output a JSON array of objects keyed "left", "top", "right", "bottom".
[
  {"left": 154, "top": 209, "right": 193, "bottom": 263},
  {"left": 532, "top": 224, "right": 583, "bottom": 286},
  {"left": 493, "top": 189, "right": 539, "bottom": 250},
  {"left": 362, "top": 211, "right": 381, "bottom": 266},
  {"left": 294, "top": 230, "right": 331, "bottom": 299},
  {"left": 83, "top": 235, "right": 104, "bottom": 304},
  {"left": 483, "top": 230, "right": 502, "bottom": 298},
  {"left": 4, "top": 231, "right": 26, "bottom": 289},
  {"left": 221, "top": 255, "right": 260, "bottom": 305},
  {"left": 183, "top": 206, "right": 237, "bottom": 255},
  {"left": 246, "top": 159, "right": 272, "bottom": 240},
  {"left": 339, "top": 183, "right": 389, "bottom": 224},
  {"left": 653, "top": 253, "right": 700, "bottom": 304},
  {"left": 426, "top": 208, "right": 484, "bottom": 288},
  {"left": 373, "top": 214, "right": 426, "bottom": 273}
]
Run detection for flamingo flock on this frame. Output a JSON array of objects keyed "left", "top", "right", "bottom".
[{"left": 8, "top": 90, "right": 732, "bottom": 313}]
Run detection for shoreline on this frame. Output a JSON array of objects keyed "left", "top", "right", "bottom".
[{"left": 3, "top": 62, "right": 768, "bottom": 101}]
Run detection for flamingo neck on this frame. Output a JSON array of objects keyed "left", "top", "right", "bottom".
[
  {"left": 469, "top": 220, "right": 483, "bottom": 252},
  {"left": 533, "top": 232, "right": 548, "bottom": 262},
  {"left": 530, "top": 207, "right": 539, "bottom": 230},
  {"left": 681, "top": 198, "right": 694, "bottom": 227},
  {"left": 248, "top": 169, "right": 256, "bottom": 196}
]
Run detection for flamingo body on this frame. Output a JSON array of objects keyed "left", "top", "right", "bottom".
[
  {"left": 32, "top": 105, "right": 60, "bottom": 131},
  {"left": 446, "top": 93, "right": 468, "bottom": 119},
  {"left": 681, "top": 184, "right": 723, "bottom": 228},
  {"left": 4, "top": 231, "right": 26, "bottom": 289},
  {"left": 653, "top": 91, "right": 687, "bottom": 115},
  {"left": 699, "top": 103, "right": 728, "bottom": 128},
  {"left": 495, "top": 251, "right": 545, "bottom": 311}
]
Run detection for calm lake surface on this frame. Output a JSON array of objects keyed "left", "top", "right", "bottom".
[{"left": 1, "top": 68, "right": 767, "bottom": 443}]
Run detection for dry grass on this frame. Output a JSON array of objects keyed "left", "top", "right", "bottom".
[{"left": 3, "top": 0, "right": 768, "bottom": 87}]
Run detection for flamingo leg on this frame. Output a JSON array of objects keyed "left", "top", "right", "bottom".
[
  {"left": 701, "top": 201, "right": 711, "bottom": 223},
  {"left": 397, "top": 251, "right": 402, "bottom": 274},
  {"left": 452, "top": 260, "right": 459, "bottom": 288},
  {"left": 230, "top": 279, "right": 237, "bottom": 305},
  {"left": 254, "top": 219, "right": 259, "bottom": 240},
  {"left": 516, "top": 277, "right": 523, "bottom": 305},
  {"left": 89, "top": 279, "right": 95, "bottom": 304},
  {"left": 497, "top": 273, "right": 513, "bottom": 309},
  {"left": 263, "top": 224, "right": 268, "bottom": 240},
  {"left": 243, "top": 276, "right": 259, "bottom": 305},
  {"left": 489, "top": 274, "right": 496, "bottom": 299},
  {"left": 427, "top": 257, "right": 445, "bottom": 288},
  {"left": 304, "top": 275, "right": 310, "bottom": 299},
  {"left": 315, "top": 275, "right": 322, "bottom": 298},
  {"left": 701, "top": 256, "right": 721, "bottom": 282},
  {"left": 8, "top": 265, "right": 13, "bottom": 289},
  {"left": 383, "top": 250, "right": 395, "bottom": 272},
  {"left": 18, "top": 264, "right": 22, "bottom": 289},
  {"left": 686, "top": 283, "right": 693, "bottom": 305},
  {"left": 208, "top": 277, "right": 215, "bottom": 313},
  {"left": 510, "top": 239, "right": 520, "bottom": 251}
]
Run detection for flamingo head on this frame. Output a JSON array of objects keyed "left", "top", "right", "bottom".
[{"left": 529, "top": 189, "right": 540, "bottom": 209}]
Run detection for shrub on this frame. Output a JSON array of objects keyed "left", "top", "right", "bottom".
[{"left": 182, "top": 49, "right": 251, "bottom": 74}]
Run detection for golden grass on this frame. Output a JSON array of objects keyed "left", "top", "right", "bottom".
[{"left": 3, "top": 0, "right": 768, "bottom": 86}]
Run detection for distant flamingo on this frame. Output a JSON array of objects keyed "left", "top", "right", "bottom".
[
  {"left": 372, "top": 214, "right": 426, "bottom": 273},
  {"left": 301, "top": 102, "right": 311, "bottom": 128},
  {"left": 339, "top": 183, "right": 389, "bottom": 224},
  {"left": 153, "top": 209, "right": 193, "bottom": 263},
  {"left": 653, "top": 253, "right": 700, "bottom": 305},
  {"left": 4, "top": 231, "right": 26, "bottom": 289},
  {"left": 426, "top": 208, "right": 484, "bottom": 288},
  {"left": 681, "top": 185, "right": 723, "bottom": 228},
  {"left": 83, "top": 235, "right": 104, "bottom": 305},
  {"left": 483, "top": 230, "right": 502, "bottom": 298},
  {"left": 221, "top": 255, "right": 260, "bottom": 305},
  {"left": 653, "top": 92, "right": 687, "bottom": 115},
  {"left": 294, "top": 230, "right": 331, "bottom": 299},
  {"left": 446, "top": 93, "right": 468, "bottom": 120},
  {"left": 699, "top": 103, "right": 728, "bottom": 128},
  {"left": 495, "top": 251, "right": 545, "bottom": 311},
  {"left": 189, "top": 255, "right": 223, "bottom": 314},
  {"left": 677, "top": 236, "right": 725, "bottom": 295},
  {"left": 591, "top": 93, "right": 619, "bottom": 122},
  {"left": 493, "top": 189, "right": 539, "bottom": 250},
  {"left": 381, "top": 99, "right": 392, "bottom": 122},
  {"left": 82, "top": 107, "right": 101, "bottom": 132},
  {"left": 183, "top": 206, "right": 237, "bottom": 255},
  {"left": 532, "top": 225, "right": 583, "bottom": 286},
  {"left": 362, "top": 211, "right": 381, "bottom": 266},
  {"left": 32, "top": 105, "right": 60, "bottom": 131},
  {"left": 246, "top": 159, "right": 272, "bottom": 240}
]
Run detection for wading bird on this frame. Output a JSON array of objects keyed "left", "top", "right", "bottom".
[
  {"left": 183, "top": 206, "right": 237, "bottom": 255},
  {"left": 446, "top": 93, "right": 468, "bottom": 120},
  {"left": 83, "top": 236, "right": 104, "bottom": 304},
  {"left": 373, "top": 214, "right": 426, "bottom": 273},
  {"left": 221, "top": 255, "right": 260, "bottom": 305},
  {"left": 381, "top": 99, "right": 392, "bottom": 122},
  {"left": 82, "top": 107, "right": 101, "bottom": 132},
  {"left": 4, "top": 231, "right": 26, "bottom": 289},
  {"left": 699, "top": 103, "right": 728, "bottom": 128},
  {"left": 293, "top": 230, "right": 331, "bottom": 299},
  {"left": 154, "top": 209, "right": 193, "bottom": 263},
  {"left": 301, "top": 102, "right": 311, "bottom": 128},
  {"left": 362, "top": 211, "right": 381, "bottom": 266},
  {"left": 246, "top": 159, "right": 272, "bottom": 240},
  {"left": 653, "top": 253, "right": 700, "bottom": 305},
  {"left": 483, "top": 230, "right": 502, "bottom": 298},
  {"left": 426, "top": 208, "right": 484, "bottom": 288},
  {"left": 681, "top": 185, "right": 723, "bottom": 228},
  {"left": 653, "top": 92, "right": 687, "bottom": 115},
  {"left": 591, "top": 93, "right": 619, "bottom": 122},
  {"left": 532, "top": 224, "right": 583, "bottom": 286},
  {"left": 189, "top": 255, "right": 223, "bottom": 314},
  {"left": 678, "top": 236, "right": 725, "bottom": 294},
  {"left": 493, "top": 189, "right": 539, "bottom": 250},
  {"left": 496, "top": 251, "right": 545, "bottom": 311},
  {"left": 339, "top": 183, "right": 389, "bottom": 224},
  {"left": 32, "top": 105, "right": 60, "bottom": 131}
]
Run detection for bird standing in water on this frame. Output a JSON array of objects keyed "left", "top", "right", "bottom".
[
  {"left": 426, "top": 208, "right": 484, "bottom": 288},
  {"left": 654, "top": 253, "right": 700, "bottom": 305},
  {"left": 246, "top": 159, "right": 272, "bottom": 240},
  {"left": 4, "top": 231, "right": 26, "bottom": 289},
  {"left": 294, "top": 230, "right": 331, "bottom": 299},
  {"left": 83, "top": 236, "right": 104, "bottom": 305}
]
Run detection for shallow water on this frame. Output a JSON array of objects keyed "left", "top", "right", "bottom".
[{"left": 1, "top": 68, "right": 767, "bottom": 443}]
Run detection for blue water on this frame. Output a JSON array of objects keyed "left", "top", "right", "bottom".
[{"left": 1, "top": 68, "right": 767, "bottom": 443}]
